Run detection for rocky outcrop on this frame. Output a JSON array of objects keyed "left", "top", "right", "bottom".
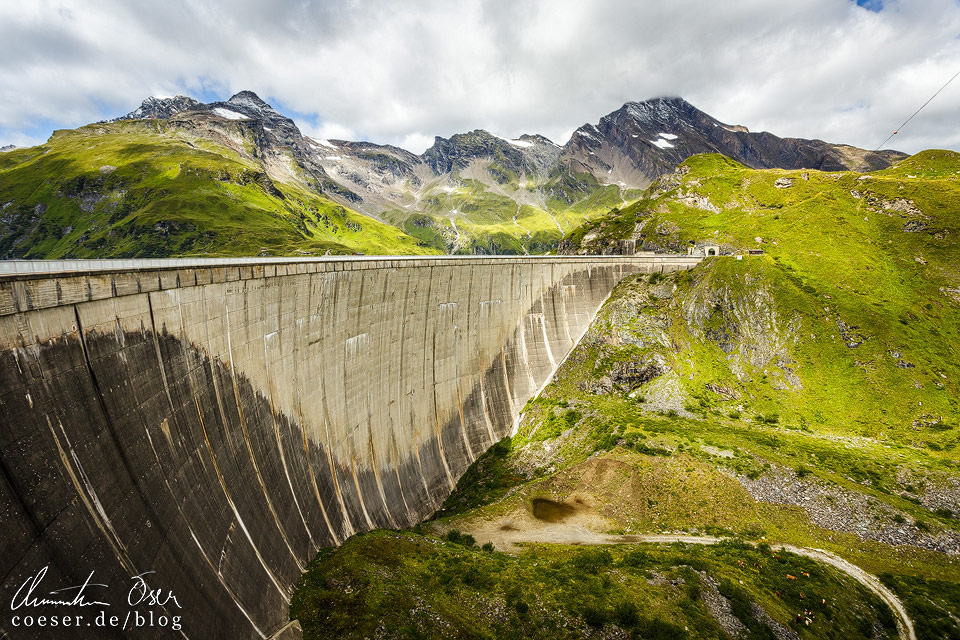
[
  {"left": 109, "top": 94, "right": 203, "bottom": 121},
  {"left": 697, "top": 571, "right": 746, "bottom": 638},
  {"left": 682, "top": 270, "right": 802, "bottom": 388},
  {"left": 750, "top": 603, "right": 799, "bottom": 640},
  {"left": 424, "top": 130, "right": 526, "bottom": 175},
  {"left": 836, "top": 318, "right": 867, "bottom": 348}
]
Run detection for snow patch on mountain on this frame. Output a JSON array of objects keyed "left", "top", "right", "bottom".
[
  {"left": 574, "top": 125, "right": 601, "bottom": 142},
  {"left": 494, "top": 134, "right": 534, "bottom": 148},
  {"left": 212, "top": 108, "right": 249, "bottom": 120},
  {"left": 650, "top": 139, "right": 675, "bottom": 149}
]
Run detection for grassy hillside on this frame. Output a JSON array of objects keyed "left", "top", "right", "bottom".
[
  {"left": 292, "top": 151, "right": 960, "bottom": 639},
  {"left": 447, "top": 261, "right": 959, "bottom": 541},
  {"left": 561, "top": 150, "right": 960, "bottom": 440},
  {"left": 293, "top": 530, "right": 897, "bottom": 640},
  {"left": 0, "top": 121, "right": 436, "bottom": 257}
]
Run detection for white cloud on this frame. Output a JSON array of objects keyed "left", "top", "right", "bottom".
[
  {"left": 0, "top": 131, "right": 45, "bottom": 148},
  {"left": 1, "top": 0, "right": 959, "bottom": 155},
  {"left": 301, "top": 121, "right": 356, "bottom": 143},
  {"left": 398, "top": 133, "right": 437, "bottom": 155}
]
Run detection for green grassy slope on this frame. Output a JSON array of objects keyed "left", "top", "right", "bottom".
[
  {"left": 293, "top": 530, "right": 897, "bottom": 640},
  {"left": 0, "top": 121, "right": 436, "bottom": 257},
  {"left": 443, "top": 263, "right": 960, "bottom": 543},
  {"left": 562, "top": 151, "right": 960, "bottom": 441}
]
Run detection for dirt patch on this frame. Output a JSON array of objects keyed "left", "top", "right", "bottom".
[
  {"left": 532, "top": 498, "right": 578, "bottom": 522},
  {"left": 452, "top": 492, "right": 615, "bottom": 551}
]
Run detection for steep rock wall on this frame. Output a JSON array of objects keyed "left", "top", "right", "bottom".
[{"left": 0, "top": 256, "right": 700, "bottom": 639}]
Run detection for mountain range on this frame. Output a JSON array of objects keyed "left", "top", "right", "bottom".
[{"left": 0, "top": 91, "right": 905, "bottom": 257}]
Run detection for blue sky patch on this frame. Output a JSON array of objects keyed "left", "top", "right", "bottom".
[{"left": 855, "top": 0, "right": 884, "bottom": 12}]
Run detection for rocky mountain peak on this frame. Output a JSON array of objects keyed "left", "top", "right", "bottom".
[
  {"left": 111, "top": 94, "right": 202, "bottom": 122},
  {"left": 562, "top": 95, "right": 903, "bottom": 188},
  {"left": 625, "top": 95, "right": 691, "bottom": 111},
  {"left": 614, "top": 96, "right": 704, "bottom": 128},
  {"left": 421, "top": 129, "right": 525, "bottom": 174},
  {"left": 227, "top": 90, "right": 276, "bottom": 113},
  {"left": 516, "top": 133, "right": 560, "bottom": 147},
  {"left": 614, "top": 96, "right": 747, "bottom": 134},
  {"left": 569, "top": 122, "right": 603, "bottom": 145},
  {"left": 109, "top": 90, "right": 282, "bottom": 125}
]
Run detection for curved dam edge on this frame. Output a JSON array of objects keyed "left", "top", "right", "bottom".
[{"left": 0, "top": 256, "right": 701, "bottom": 639}]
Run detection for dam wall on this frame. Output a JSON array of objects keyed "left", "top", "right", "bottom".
[{"left": 0, "top": 255, "right": 701, "bottom": 639}]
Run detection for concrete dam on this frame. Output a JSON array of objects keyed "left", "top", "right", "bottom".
[{"left": 0, "top": 254, "right": 702, "bottom": 639}]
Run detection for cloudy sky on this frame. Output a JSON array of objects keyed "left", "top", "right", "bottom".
[{"left": 1, "top": 0, "right": 959, "bottom": 154}]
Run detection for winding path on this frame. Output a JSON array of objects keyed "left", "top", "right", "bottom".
[
  {"left": 777, "top": 543, "right": 915, "bottom": 640},
  {"left": 479, "top": 528, "right": 916, "bottom": 640}
]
